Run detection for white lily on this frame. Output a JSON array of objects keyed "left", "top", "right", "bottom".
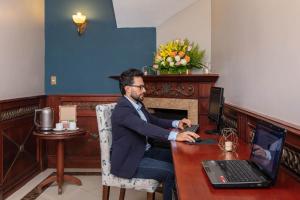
[
  {"left": 167, "top": 57, "right": 173, "bottom": 62},
  {"left": 180, "top": 59, "right": 187, "bottom": 65},
  {"left": 175, "top": 55, "right": 181, "bottom": 62}
]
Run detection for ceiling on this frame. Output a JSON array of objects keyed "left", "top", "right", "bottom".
[{"left": 112, "top": 0, "right": 200, "bottom": 28}]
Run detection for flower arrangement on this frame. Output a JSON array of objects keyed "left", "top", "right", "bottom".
[{"left": 153, "top": 39, "right": 205, "bottom": 74}]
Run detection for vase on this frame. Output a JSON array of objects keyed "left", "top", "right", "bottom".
[
  {"left": 191, "top": 68, "right": 207, "bottom": 74},
  {"left": 186, "top": 69, "right": 192, "bottom": 75}
]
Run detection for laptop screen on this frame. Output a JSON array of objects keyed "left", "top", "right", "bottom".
[{"left": 250, "top": 123, "right": 286, "bottom": 180}]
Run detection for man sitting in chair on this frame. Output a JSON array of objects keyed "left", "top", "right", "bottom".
[{"left": 111, "top": 68, "right": 199, "bottom": 200}]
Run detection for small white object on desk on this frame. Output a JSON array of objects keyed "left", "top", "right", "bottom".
[
  {"left": 225, "top": 141, "right": 233, "bottom": 152},
  {"left": 53, "top": 128, "right": 65, "bottom": 131},
  {"left": 218, "top": 128, "right": 239, "bottom": 152},
  {"left": 67, "top": 127, "right": 79, "bottom": 131},
  {"left": 69, "top": 121, "right": 77, "bottom": 130},
  {"left": 55, "top": 122, "right": 64, "bottom": 130}
]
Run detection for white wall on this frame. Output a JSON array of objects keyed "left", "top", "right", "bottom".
[
  {"left": 0, "top": 0, "right": 44, "bottom": 100},
  {"left": 212, "top": 0, "right": 300, "bottom": 125},
  {"left": 156, "top": 0, "right": 211, "bottom": 62}
]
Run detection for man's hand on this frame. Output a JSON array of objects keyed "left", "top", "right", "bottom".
[
  {"left": 176, "top": 131, "right": 199, "bottom": 142},
  {"left": 253, "top": 144, "right": 267, "bottom": 158},
  {"left": 178, "top": 118, "right": 192, "bottom": 130}
]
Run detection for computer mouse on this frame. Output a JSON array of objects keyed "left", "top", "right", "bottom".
[
  {"left": 194, "top": 137, "right": 202, "bottom": 143},
  {"left": 185, "top": 137, "right": 202, "bottom": 145}
]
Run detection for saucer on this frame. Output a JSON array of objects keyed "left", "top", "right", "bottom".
[
  {"left": 67, "top": 127, "right": 79, "bottom": 131},
  {"left": 53, "top": 128, "right": 65, "bottom": 131}
]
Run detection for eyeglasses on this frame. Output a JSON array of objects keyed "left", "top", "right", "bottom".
[{"left": 129, "top": 84, "right": 146, "bottom": 90}]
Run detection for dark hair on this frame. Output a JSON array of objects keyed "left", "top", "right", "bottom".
[{"left": 119, "top": 68, "right": 144, "bottom": 95}]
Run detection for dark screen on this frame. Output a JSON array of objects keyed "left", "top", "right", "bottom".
[
  {"left": 250, "top": 123, "right": 286, "bottom": 181},
  {"left": 208, "top": 87, "right": 224, "bottom": 124}
]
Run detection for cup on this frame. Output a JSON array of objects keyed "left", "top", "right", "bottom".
[
  {"left": 61, "top": 120, "right": 69, "bottom": 129},
  {"left": 69, "top": 121, "right": 77, "bottom": 130},
  {"left": 204, "top": 62, "right": 211, "bottom": 74},
  {"left": 225, "top": 141, "right": 233, "bottom": 152},
  {"left": 55, "top": 122, "right": 64, "bottom": 130},
  {"left": 142, "top": 66, "right": 148, "bottom": 75}
]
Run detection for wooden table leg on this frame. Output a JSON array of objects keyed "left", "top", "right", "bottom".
[
  {"left": 36, "top": 137, "right": 43, "bottom": 171},
  {"left": 64, "top": 175, "right": 82, "bottom": 185},
  {"left": 57, "top": 140, "right": 64, "bottom": 194},
  {"left": 36, "top": 139, "right": 82, "bottom": 195},
  {"left": 37, "top": 176, "right": 57, "bottom": 193}
]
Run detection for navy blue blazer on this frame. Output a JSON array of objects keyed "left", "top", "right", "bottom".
[{"left": 111, "top": 96, "right": 174, "bottom": 178}]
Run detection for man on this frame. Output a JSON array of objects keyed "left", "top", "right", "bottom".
[{"left": 111, "top": 68, "right": 199, "bottom": 200}]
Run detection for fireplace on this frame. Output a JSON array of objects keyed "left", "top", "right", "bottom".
[
  {"left": 110, "top": 74, "right": 219, "bottom": 126},
  {"left": 143, "top": 97, "right": 198, "bottom": 123}
]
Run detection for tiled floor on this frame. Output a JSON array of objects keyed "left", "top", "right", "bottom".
[{"left": 6, "top": 168, "right": 163, "bottom": 200}]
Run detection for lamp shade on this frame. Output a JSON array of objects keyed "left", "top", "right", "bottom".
[{"left": 72, "top": 12, "right": 86, "bottom": 24}]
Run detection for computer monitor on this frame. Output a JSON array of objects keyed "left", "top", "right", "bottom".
[{"left": 205, "top": 87, "right": 224, "bottom": 134}]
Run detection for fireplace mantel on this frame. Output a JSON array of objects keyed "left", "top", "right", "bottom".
[
  {"left": 110, "top": 74, "right": 219, "bottom": 126},
  {"left": 110, "top": 74, "right": 219, "bottom": 82}
]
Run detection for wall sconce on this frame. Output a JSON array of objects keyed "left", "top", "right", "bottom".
[{"left": 72, "top": 12, "right": 87, "bottom": 35}]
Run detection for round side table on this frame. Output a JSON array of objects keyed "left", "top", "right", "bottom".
[{"left": 34, "top": 129, "right": 86, "bottom": 194}]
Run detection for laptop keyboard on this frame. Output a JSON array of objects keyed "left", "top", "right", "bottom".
[{"left": 216, "top": 160, "right": 261, "bottom": 182}]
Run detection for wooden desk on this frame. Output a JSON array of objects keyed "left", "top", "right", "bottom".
[
  {"left": 34, "top": 129, "right": 86, "bottom": 194},
  {"left": 171, "top": 135, "right": 300, "bottom": 200}
]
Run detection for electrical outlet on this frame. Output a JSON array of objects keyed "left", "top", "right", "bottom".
[{"left": 51, "top": 75, "right": 57, "bottom": 85}]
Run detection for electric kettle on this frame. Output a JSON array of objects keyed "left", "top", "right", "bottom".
[{"left": 34, "top": 107, "right": 54, "bottom": 130}]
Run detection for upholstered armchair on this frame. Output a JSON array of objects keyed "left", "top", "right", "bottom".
[{"left": 96, "top": 104, "right": 160, "bottom": 200}]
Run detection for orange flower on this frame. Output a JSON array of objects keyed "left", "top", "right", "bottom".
[
  {"left": 169, "top": 51, "right": 177, "bottom": 57},
  {"left": 185, "top": 55, "right": 190, "bottom": 63},
  {"left": 178, "top": 51, "right": 185, "bottom": 58}
]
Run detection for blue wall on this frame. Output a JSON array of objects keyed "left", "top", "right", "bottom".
[{"left": 45, "top": 0, "right": 156, "bottom": 94}]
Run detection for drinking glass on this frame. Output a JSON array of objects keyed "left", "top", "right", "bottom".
[{"left": 142, "top": 66, "right": 148, "bottom": 75}]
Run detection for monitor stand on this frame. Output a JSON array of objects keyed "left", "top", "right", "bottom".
[
  {"left": 206, "top": 119, "right": 223, "bottom": 135},
  {"left": 205, "top": 129, "right": 220, "bottom": 135}
]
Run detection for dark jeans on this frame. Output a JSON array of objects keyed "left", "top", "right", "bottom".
[{"left": 133, "top": 147, "right": 175, "bottom": 200}]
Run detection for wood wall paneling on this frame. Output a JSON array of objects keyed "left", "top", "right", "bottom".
[
  {"left": 46, "top": 95, "right": 120, "bottom": 168},
  {"left": 0, "top": 95, "right": 46, "bottom": 199},
  {"left": 237, "top": 114, "right": 248, "bottom": 142}
]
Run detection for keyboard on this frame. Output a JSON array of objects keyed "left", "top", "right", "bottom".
[
  {"left": 216, "top": 160, "right": 261, "bottom": 182},
  {"left": 183, "top": 124, "right": 199, "bottom": 133}
]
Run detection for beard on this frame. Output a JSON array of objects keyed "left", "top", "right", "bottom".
[{"left": 130, "top": 92, "right": 144, "bottom": 102}]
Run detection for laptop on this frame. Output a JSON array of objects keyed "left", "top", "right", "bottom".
[{"left": 202, "top": 122, "right": 286, "bottom": 188}]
